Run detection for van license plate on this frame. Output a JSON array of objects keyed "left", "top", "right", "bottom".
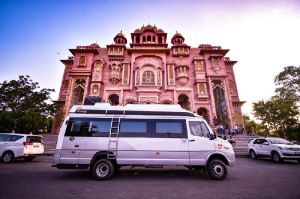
[{"left": 33, "top": 144, "right": 39, "bottom": 148}]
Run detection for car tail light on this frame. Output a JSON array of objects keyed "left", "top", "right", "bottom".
[{"left": 23, "top": 141, "right": 32, "bottom": 146}]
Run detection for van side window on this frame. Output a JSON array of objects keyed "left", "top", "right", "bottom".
[
  {"left": 154, "top": 120, "right": 187, "bottom": 138},
  {"left": 89, "top": 119, "right": 111, "bottom": 137},
  {"left": 65, "top": 118, "right": 89, "bottom": 137},
  {"left": 120, "top": 119, "right": 148, "bottom": 137},
  {"left": 189, "top": 121, "right": 211, "bottom": 138}
]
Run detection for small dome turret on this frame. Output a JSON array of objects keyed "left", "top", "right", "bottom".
[
  {"left": 171, "top": 31, "right": 185, "bottom": 45},
  {"left": 114, "top": 31, "right": 127, "bottom": 44},
  {"left": 90, "top": 43, "right": 100, "bottom": 48}
]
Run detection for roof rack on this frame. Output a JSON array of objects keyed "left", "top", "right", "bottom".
[{"left": 70, "top": 103, "right": 196, "bottom": 117}]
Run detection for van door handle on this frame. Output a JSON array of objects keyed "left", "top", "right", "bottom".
[
  {"left": 189, "top": 139, "right": 195, "bottom": 142},
  {"left": 74, "top": 145, "right": 79, "bottom": 148}
]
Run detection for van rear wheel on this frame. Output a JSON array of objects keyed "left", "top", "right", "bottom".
[
  {"left": 92, "top": 159, "right": 115, "bottom": 180},
  {"left": 207, "top": 159, "right": 227, "bottom": 180}
]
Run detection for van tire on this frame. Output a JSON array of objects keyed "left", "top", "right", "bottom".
[
  {"left": 207, "top": 159, "right": 227, "bottom": 180},
  {"left": 2, "top": 151, "right": 14, "bottom": 163},
  {"left": 92, "top": 159, "right": 115, "bottom": 180}
]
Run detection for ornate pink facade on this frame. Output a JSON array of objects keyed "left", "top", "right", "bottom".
[{"left": 52, "top": 25, "right": 244, "bottom": 133}]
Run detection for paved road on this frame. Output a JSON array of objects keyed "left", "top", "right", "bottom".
[{"left": 0, "top": 157, "right": 299, "bottom": 199}]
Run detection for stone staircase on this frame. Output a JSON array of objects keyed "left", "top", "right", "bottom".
[
  {"left": 41, "top": 134, "right": 58, "bottom": 155},
  {"left": 230, "top": 135, "right": 258, "bottom": 157},
  {"left": 41, "top": 134, "right": 256, "bottom": 157}
]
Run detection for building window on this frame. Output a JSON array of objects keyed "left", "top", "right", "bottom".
[
  {"left": 136, "top": 36, "right": 140, "bottom": 43},
  {"left": 152, "top": 36, "right": 156, "bottom": 42},
  {"left": 147, "top": 35, "right": 151, "bottom": 42},
  {"left": 211, "top": 58, "right": 220, "bottom": 66},
  {"left": 143, "top": 36, "right": 146, "bottom": 42},
  {"left": 79, "top": 56, "right": 86, "bottom": 65},
  {"left": 142, "top": 71, "right": 155, "bottom": 85},
  {"left": 158, "top": 36, "right": 162, "bottom": 43},
  {"left": 198, "top": 83, "right": 206, "bottom": 94}
]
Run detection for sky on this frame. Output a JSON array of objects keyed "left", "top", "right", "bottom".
[{"left": 0, "top": 0, "right": 300, "bottom": 118}]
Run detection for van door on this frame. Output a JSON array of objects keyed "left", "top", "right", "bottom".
[
  {"left": 188, "top": 120, "right": 216, "bottom": 165},
  {"left": 59, "top": 118, "right": 85, "bottom": 165}
]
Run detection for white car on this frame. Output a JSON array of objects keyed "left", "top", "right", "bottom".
[
  {"left": 0, "top": 133, "right": 44, "bottom": 163},
  {"left": 248, "top": 137, "right": 300, "bottom": 163}
]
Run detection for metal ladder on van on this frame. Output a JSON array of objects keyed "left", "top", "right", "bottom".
[{"left": 107, "top": 116, "right": 121, "bottom": 159}]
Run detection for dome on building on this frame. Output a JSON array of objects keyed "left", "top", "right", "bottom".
[
  {"left": 171, "top": 31, "right": 185, "bottom": 45},
  {"left": 114, "top": 31, "right": 127, "bottom": 44},
  {"left": 90, "top": 43, "right": 100, "bottom": 48}
]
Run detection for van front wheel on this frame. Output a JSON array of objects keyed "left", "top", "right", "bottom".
[
  {"left": 207, "top": 159, "right": 227, "bottom": 180},
  {"left": 92, "top": 159, "right": 115, "bottom": 180}
]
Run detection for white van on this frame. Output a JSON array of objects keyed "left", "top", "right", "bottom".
[{"left": 53, "top": 103, "right": 235, "bottom": 180}]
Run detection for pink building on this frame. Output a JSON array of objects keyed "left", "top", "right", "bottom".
[{"left": 52, "top": 25, "right": 244, "bottom": 133}]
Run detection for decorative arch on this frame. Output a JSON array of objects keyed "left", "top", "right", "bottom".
[
  {"left": 178, "top": 94, "right": 190, "bottom": 110},
  {"left": 71, "top": 79, "right": 86, "bottom": 106},
  {"left": 108, "top": 94, "right": 119, "bottom": 106},
  {"left": 197, "top": 107, "right": 210, "bottom": 123},
  {"left": 212, "top": 80, "right": 229, "bottom": 126}
]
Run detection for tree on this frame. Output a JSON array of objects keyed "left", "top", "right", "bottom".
[
  {"left": 275, "top": 66, "right": 300, "bottom": 102},
  {"left": 0, "top": 75, "right": 56, "bottom": 133},
  {"left": 253, "top": 96, "right": 299, "bottom": 139},
  {"left": 243, "top": 115, "right": 268, "bottom": 136}
]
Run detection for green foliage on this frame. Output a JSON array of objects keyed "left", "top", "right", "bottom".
[
  {"left": 275, "top": 66, "right": 300, "bottom": 102},
  {"left": 243, "top": 115, "right": 269, "bottom": 136},
  {"left": 252, "top": 66, "right": 300, "bottom": 140},
  {"left": 253, "top": 96, "right": 299, "bottom": 139},
  {"left": 0, "top": 75, "right": 56, "bottom": 133}
]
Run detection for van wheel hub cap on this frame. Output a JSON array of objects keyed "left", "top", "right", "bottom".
[
  {"left": 96, "top": 163, "right": 109, "bottom": 177},
  {"left": 213, "top": 164, "right": 224, "bottom": 176}
]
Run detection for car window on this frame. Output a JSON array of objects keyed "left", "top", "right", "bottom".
[
  {"left": 189, "top": 121, "right": 210, "bottom": 138},
  {"left": 253, "top": 139, "right": 262, "bottom": 144},
  {"left": 261, "top": 139, "right": 268, "bottom": 144},
  {"left": 0, "top": 134, "right": 10, "bottom": 141},
  {"left": 10, "top": 135, "right": 23, "bottom": 141}
]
